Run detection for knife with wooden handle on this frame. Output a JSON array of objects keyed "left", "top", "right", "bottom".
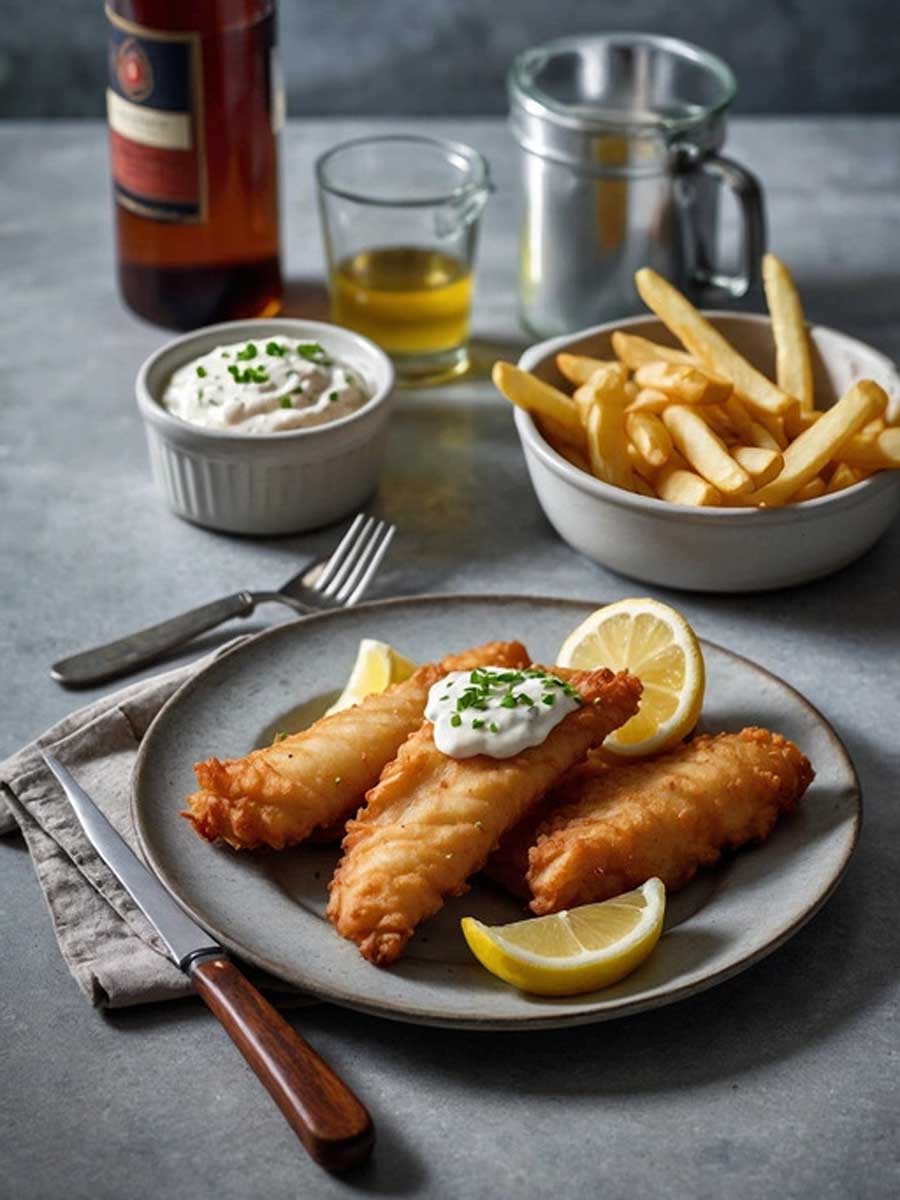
[{"left": 42, "top": 753, "right": 374, "bottom": 1173}]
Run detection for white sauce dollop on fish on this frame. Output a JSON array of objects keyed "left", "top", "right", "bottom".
[{"left": 425, "top": 667, "right": 582, "bottom": 759}]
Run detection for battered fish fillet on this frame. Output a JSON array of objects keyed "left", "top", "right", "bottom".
[
  {"left": 487, "top": 727, "right": 814, "bottom": 913},
  {"left": 183, "top": 640, "right": 529, "bottom": 850},
  {"left": 327, "top": 668, "right": 642, "bottom": 965}
]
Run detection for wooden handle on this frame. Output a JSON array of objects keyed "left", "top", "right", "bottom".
[{"left": 190, "top": 956, "right": 374, "bottom": 1172}]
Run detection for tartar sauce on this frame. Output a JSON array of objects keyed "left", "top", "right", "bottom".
[
  {"left": 425, "top": 667, "right": 582, "bottom": 760},
  {"left": 162, "top": 337, "right": 369, "bottom": 433}
]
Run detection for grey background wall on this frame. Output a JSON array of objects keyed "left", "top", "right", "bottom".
[{"left": 1, "top": 0, "right": 898, "bottom": 118}]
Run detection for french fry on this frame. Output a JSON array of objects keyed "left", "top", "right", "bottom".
[
  {"left": 732, "top": 445, "right": 784, "bottom": 488},
  {"left": 492, "top": 362, "right": 582, "bottom": 436},
  {"left": 793, "top": 477, "right": 826, "bottom": 502},
  {"left": 832, "top": 426, "right": 900, "bottom": 469},
  {"left": 627, "top": 387, "right": 671, "bottom": 414},
  {"left": 752, "top": 380, "right": 887, "bottom": 506},
  {"left": 753, "top": 408, "right": 788, "bottom": 449},
  {"left": 826, "top": 463, "right": 871, "bottom": 494},
  {"left": 784, "top": 406, "right": 823, "bottom": 439},
  {"left": 585, "top": 390, "right": 634, "bottom": 492},
  {"left": 573, "top": 363, "right": 629, "bottom": 425},
  {"left": 725, "top": 395, "right": 782, "bottom": 451},
  {"left": 654, "top": 456, "right": 722, "bottom": 507},
  {"left": 861, "top": 416, "right": 886, "bottom": 436},
  {"left": 635, "top": 268, "right": 794, "bottom": 416},
  {"left": 554, "top": 439, "right": 592, "bottom": 474},
  {"left": 626, "top": 441, "right": 656, "bottom": 481},
  {"left": 537, "top": 413, "right": 587, "bottom": 452},
  {"left": 703, "top": 404, "right": 738, "bottom": 441},
  {"left": 625, "top": 410, "right": 672, "bottom": 470},
  {"left": 627, "top": 439, "right": 659, "bottom": 479},
  {"left": 556, "top": 353, "right": 618, "bottom": 387},
  {"left": 631, "top": 470, "right": 657, "bottom": 498},
  {"left": 762, "top": 253, "right": 814, "bottom": 411},
  {"left": 611, "top": 330, "right": 696, "bottom": 370},
  {"left": 661, "top": 405, "right": 753, "bottom": 496},
  {"left": 634, "top": 361, "right": 732, "bottom": 407}
]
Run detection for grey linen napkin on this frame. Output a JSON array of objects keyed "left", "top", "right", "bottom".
[{"left": 0, "top": 646, "right": 308, "bottom": 1009}]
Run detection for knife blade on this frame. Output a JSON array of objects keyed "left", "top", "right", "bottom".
[
  {"left": 43, "top": 752, "right": 374, "bottom": 1172},
  {"left": 43, "top": 752, "right": 220, "bottom": 968}
]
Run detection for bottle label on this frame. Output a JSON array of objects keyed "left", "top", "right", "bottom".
[{"left": 106, "top": 8, "right": 206, "bottom": 223}]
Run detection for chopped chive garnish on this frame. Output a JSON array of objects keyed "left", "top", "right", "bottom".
[
  {"left": 236, "top": 342, "right": 257, "bottom": 361},
  {"left": 266, "top": 341, "right": 286, "bottom": 356},
  {"left": 329, "top": 391, "right": 339, "bottom": 402},
  {"left": 228, "top": 363, "right": 269, "bottom": 384},
  {"left": 280, "top": 396, "right": 293, "bottom": 408},
  {"left": 296, "top": 342, "right": 331, "bottom": 364},
  {"left": 196, "top": 365, "right": 207, "bottom": 378},
  {"left": 439, "top": 668, "right": 580, "bottom": 743}
]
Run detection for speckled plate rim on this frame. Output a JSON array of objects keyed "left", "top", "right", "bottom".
[{"left": 132, "top": 594, "right": 861, "bottom": 1031}]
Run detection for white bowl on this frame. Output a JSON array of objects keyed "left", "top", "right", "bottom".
[
  {"left": 516, "top": 312, "right": 900, "bottom": 592},
  {"left": 136, "top": 318, "right": 395, "bottom": 535}
]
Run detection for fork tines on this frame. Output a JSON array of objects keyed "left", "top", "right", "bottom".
[{"left": 316, "top": 514, "right": 396, "bottom": 606}]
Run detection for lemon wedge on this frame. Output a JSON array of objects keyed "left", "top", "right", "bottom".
[
  {"left": 557, "top": 598, "right": 705, "bottom": 757},
  {"left": 326, "top": 638, "right": 417, "bottom": 715},
  {"left": 462, "top": 879, "right": 666, "bottom": 996}
]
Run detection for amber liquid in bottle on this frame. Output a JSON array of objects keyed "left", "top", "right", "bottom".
[{"left": 107, "top": 0, "right": 282, "bottom": 329}]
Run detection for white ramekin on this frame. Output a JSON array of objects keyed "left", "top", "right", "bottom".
[
  {"left": 516, "top": 312, "right": 900, "bottom": 592},
  {"left": 136, "top": 318, "right": 395, "bottom": 535}
]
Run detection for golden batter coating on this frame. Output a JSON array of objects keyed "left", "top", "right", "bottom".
[
  {"left": 327, "top": 668, "right": 642, "bottom": 965},
  {"left": 488, "top": 727, "right": 813, "bottom": 913},
  {"left": 183, "top": 640, "right": 530, "bottom": 850}
]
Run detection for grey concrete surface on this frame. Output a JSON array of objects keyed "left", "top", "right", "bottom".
[
  {"left": 2, "top": 0, "right": 900, "bottom": 118},
  {"left": 2, "top": 118, "right": 899, "bottom": 1200}
]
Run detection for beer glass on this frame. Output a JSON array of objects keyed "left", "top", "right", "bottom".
[{"left": 509, "top": 34, "right": 766, "bottom": 337}]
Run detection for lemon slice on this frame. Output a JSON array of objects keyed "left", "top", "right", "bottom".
[
  {"left": 325, "top": 638, "right": 417, "bottom": 715},
  {"left": 461, "top": 879, "right": 666, "bottom": 996},
  {"left": 557, "top": 598, "right": 704, "bottom": 758}
]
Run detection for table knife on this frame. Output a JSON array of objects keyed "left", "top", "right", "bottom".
[{"left": 42, "top": 753, "right": 374, "bottom": 1173}]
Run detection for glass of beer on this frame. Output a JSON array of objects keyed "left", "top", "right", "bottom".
[{"left": 316, "top": 135, "right": 491, "bottom": 384}]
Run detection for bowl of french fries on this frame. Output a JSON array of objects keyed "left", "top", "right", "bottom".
[{"left": 493, "top": 257, "right": 900, "bottom": 592}]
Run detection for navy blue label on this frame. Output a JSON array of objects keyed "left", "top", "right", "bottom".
[
  {"left": 108, "top": 26, "right": 192, "bottom": 113},
  {"left": 106, "top": 16, "right": 203, "bottom": 222}
]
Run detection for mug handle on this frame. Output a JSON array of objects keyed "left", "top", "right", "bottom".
[{"left": 672, "top": 144, "right": 766, "bottom": 301}]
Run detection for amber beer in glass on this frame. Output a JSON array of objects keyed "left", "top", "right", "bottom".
[{"left": 106, "top": 0, "right": 282, "bottom": 329}]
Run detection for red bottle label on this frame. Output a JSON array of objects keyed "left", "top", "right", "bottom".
[{"left": 106, "top": 11, "right": 206, "bottom": 222}]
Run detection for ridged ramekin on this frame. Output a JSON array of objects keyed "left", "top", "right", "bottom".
[{"left": 136, "top": 318, "right": 395, "bottom": 535}]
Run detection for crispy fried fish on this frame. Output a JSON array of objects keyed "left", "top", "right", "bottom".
[
  {"left": 488, "top": 727, "right": 813, "bottom": 913},
  {"left": 327, "top": 668, "right": 642, "bottom": 965},
  {"left": 183, "top": 640, "right": 530, "bottom": 850}
]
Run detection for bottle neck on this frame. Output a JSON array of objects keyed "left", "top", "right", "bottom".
[{"left": 107, "top": 1, "right": 275, "bottom": 36}]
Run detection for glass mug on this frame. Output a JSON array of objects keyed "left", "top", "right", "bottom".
[
  {"left": 509, "top": 34, "right": 766, "bottom": 337},
  {"left": 316, "top": 135, "right": 492, "bottom": 385}
]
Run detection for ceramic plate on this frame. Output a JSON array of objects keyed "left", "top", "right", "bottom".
[{"left": 133, "top": 596, "right": 860, "bottom": 1030}]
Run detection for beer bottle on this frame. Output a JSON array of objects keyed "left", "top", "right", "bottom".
[{"left": 106, "top": 1, "right": 283, "bottom": 329}]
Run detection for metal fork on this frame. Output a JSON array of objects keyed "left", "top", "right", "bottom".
[{"left": 50, "top": 514, "right": 396, "bottom": 688}]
